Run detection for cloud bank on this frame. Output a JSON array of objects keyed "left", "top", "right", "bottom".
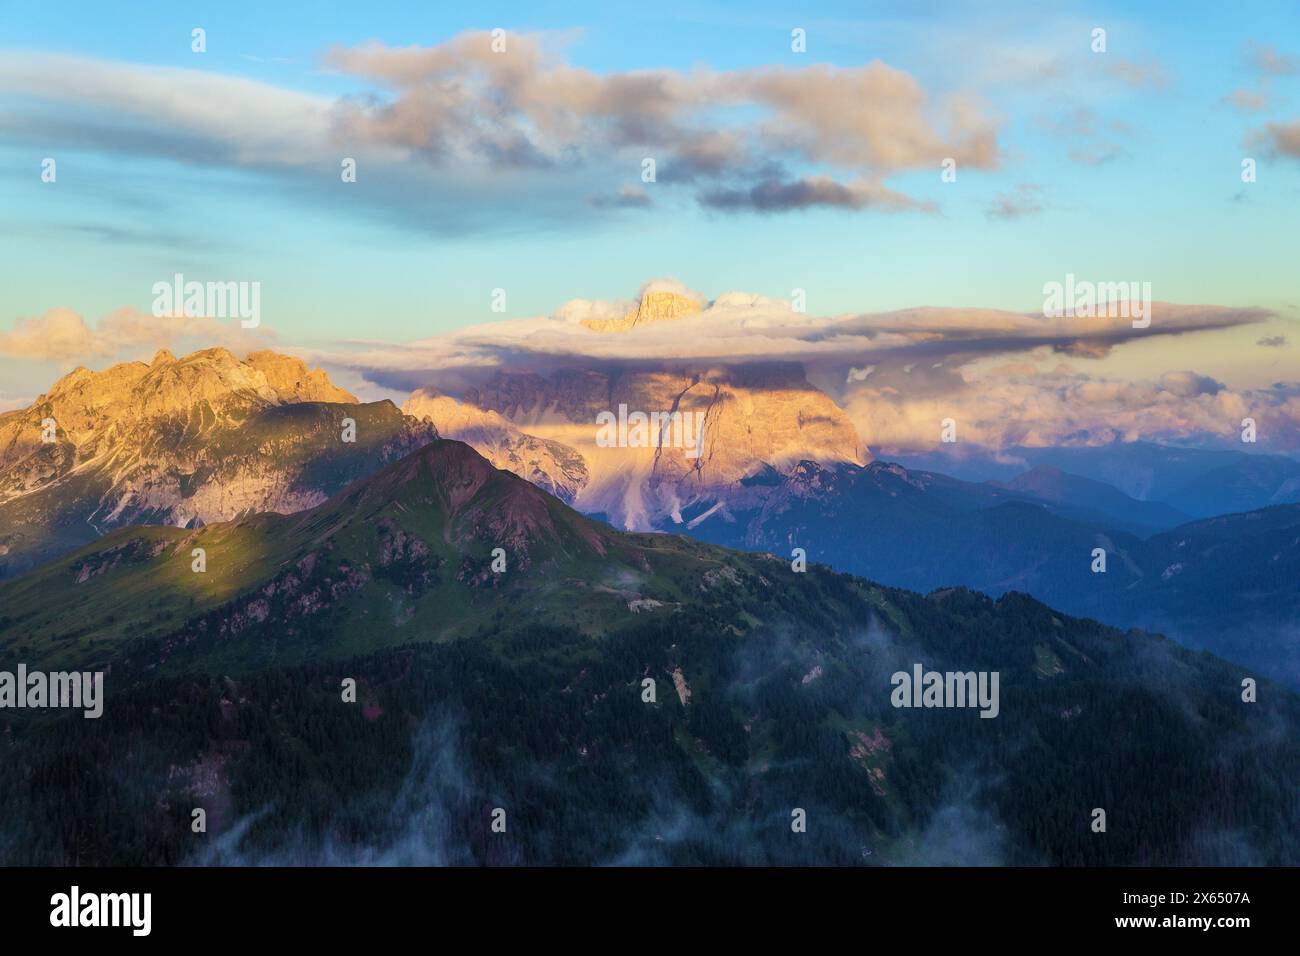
[
  {"left": 0, "top": 32, "right": 1001, "bottom": 233},
  {"left": 317, "top": 288, "right": 1268, "bottom": 386},
  {"left": 291, "top": 279, "right": 1292, "bottom": 452}
]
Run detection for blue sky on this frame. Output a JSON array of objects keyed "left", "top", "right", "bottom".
[{"left": 1, "top": 0, "right": 1298, "bottom": 451}]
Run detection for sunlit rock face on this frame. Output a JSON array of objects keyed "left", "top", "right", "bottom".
[
  {"left": 0, "top": 348, "right": 436, "bottom": 578},
  {"left": 242, "top": 350, "right": 357, "bottom": 404},
  {"left": 580, "top": 290, "right": 703, "bottom": 333},
  {"left": 439, "top": 362, "right": 865, "bottom": 531}
]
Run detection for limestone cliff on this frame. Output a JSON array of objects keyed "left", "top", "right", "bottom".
[{"left": 456, "top": 364, "right": 864, "bottom": 531}]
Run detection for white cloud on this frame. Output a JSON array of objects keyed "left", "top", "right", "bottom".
[
  {"left": 304, "top": 281, "right": 1273, "bottom": 407},
  {"left": 0, "top": 53, "right": 345, "bottom": 167},
  {"left": 844, "top": 362, "right": 1300, "bottom": 453},
  {"left": 0, "top": 307, "right": 272, "bottom": 363}
]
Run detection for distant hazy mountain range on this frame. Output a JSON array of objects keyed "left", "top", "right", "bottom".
[
  {"left": 681, "top": 457, "right": 1300, "bottom": 687},
  {"left": 892, "top": 441, "right": 1300, "bottom": 518}
]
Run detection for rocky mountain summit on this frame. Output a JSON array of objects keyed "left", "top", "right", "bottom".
[
  {"left": 580, "top": 290, "right": 703, "bottom": 332},
  {"left": 0, "top": 347, "right": 436, "bottom": 578},
  {"left": 434, "top": 363, "right": 865, "bottom": 530}
]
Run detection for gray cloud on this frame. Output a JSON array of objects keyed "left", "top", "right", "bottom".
[
  {"left": 1223, "top": 44, "right": 1299, "bottom": 120},
  {"left": 1224, "top": 88, "right": 1269, "bottom": 113},
  {"left": 1252, "top": 44, "right": 1300, "bottom": 76},
  {"left": 589, "top": 185, "right": 653, "bottom": 209},
  {"left": 1038, "top": 106, "right": 1134, "bottom": 167},
  {"left": 1101, "top": 58, "right": 1170, "bottom": 90},
  {"left": 698, "top": 175, "right": 936, "bottom": 213},
  {"left": 985, "top": 184, "right": 1043, "bottom": 220},
  {"left": 1252, "top": 120, "right": 1300, "bottom": 158},
  {"left": 1159, "top": 370, "right": 1225, "bottom": 398}
]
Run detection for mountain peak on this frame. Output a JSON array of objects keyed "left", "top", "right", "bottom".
[
  {"left": 244, "top": 350, "right": 357, "bottom": 403},
  {"left": 1002, "top": 464, "right": 1088, "bottom": 496},
  {"left": 1021, "top": 464, "right": 1064, "bottom": 479},
  {"left": 303, "top": 438, "right": 610, "bottom": 566},
  {"left": 581, "top": 289, "right": 703, "bottom": 332},
  {"left": 866, "top": 460, "right": 912, "bottom": 479},
  {"left": 0, "top": 349, "right": 427, "bottom": 577},
  {"left": 34, "top": 348, "right": 356, "bottom": 414}
]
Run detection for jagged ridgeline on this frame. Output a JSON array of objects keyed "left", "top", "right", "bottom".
[
  {"left": 0, "top": 348, "right": 437, "bottom": 580},
  {"left": 0, "top": 440, "right": 1296, "bottom": 865}
]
